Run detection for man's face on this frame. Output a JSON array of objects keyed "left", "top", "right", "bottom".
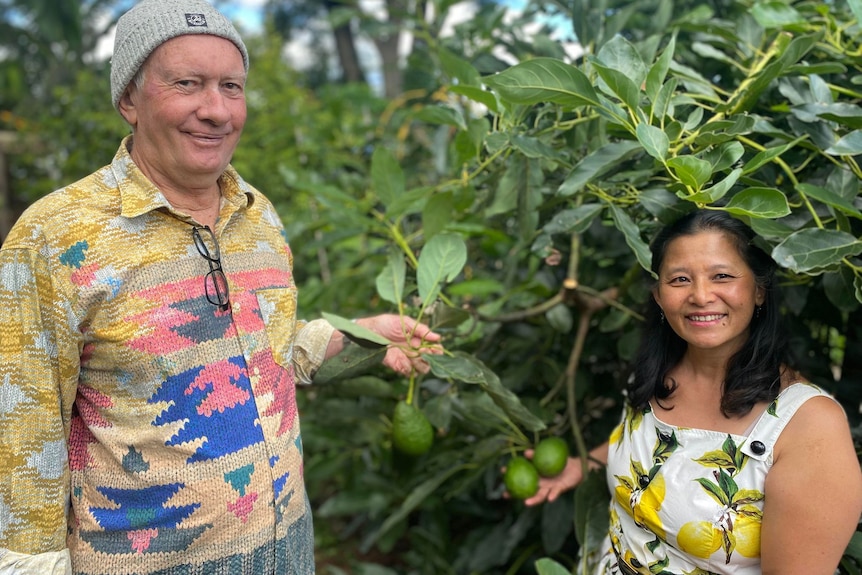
[{"left": 120, "top": 34, "right": 247, "bottom": 190}]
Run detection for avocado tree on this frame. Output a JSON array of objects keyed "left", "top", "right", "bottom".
[{"left": 284, "top": 0, "right": 862, "bottom": 572}]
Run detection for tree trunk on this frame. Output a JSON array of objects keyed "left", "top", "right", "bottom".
[
  {"left": 374, "top": 0, "right": 408, "bottom": 99},
  {"left": 332, "top": 21, "right": 366, "bottom": 84}
]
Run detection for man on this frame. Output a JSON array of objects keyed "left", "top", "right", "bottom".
[{"left": 0, "top": 1, "right": 439, "bottom": 573}]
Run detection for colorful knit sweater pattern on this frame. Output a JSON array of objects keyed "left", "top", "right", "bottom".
[{"left": 0, "top": 137, "right": 334, "bottom": 574}]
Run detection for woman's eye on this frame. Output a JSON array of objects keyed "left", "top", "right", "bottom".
[{"left": 669, "top": 276, "right": 689, "bottom": 284}]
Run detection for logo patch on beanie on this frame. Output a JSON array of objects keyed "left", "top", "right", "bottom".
[{"left": 185, "top": 13, "right": 208, "bottom": 27}]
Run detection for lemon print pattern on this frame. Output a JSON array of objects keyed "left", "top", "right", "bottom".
[
  {"left": 676, "top": 435, "right": 764, "bottom": 564},
  {"left": 612, "top": 422, "right": 676, "bottom": 543},
  {"left": 587, "top": 383, "right": 833, "bottom": 575}
]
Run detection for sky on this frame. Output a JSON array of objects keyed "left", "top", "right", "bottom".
[
  {"left": 218, "top": 0, "right": 266, "bottom": 33},
  {"left": 94, "top": 0, "right": 581, "bottom": 79}
]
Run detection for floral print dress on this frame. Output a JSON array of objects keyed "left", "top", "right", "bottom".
[{"left": 593, "top": 383, "right": 832, "bottom": 575}]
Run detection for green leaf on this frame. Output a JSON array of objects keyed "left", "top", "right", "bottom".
[
  {"left": 483, "top": 58, "right": 600, "bottom": 109},
  {"left": 425, "top": 353, "right": 489, "bottom": 383},
  {"left": 683, "top": 106, "right": 704, "bottom": 131},
  {"left": 850, "top": 0, "right": 862, "bottom": 30},
  {"left": 691, "top": 41, "right": 739, "bottom": 67},
  {"left": 749, "top": 217, "right": 795, "bottom": 241},
  {"left": 318, "top": 490, "right": 392, "bottom": 517},
  {"left": 558, "top": 141, "right": 642, "bottom": 196},
  {"left": 455, "top": 119, "right": 488, "bottom": 165},
  {"left": 449, "top": 84, "right": 499, "bottom": 113},
  {"left": 609, "top": 204, "right": 652, "bottom": 272},
  {"left": 786, "top": 63, "right": 847, "bottom": 76},
  {"left": 645, "top": 35, "right": 675, "bottom": 106},
  {"left": 702, "top": 141, "right": 745, "bottom": 172},
  {"left": 636, "top": 123, "right": 669, "bottom": 162},
  {"left": 487, "top": 155, "right": 522, "bottom": 216},
  {"left": 667, "top": 155, "right": 713, "bottom": 190},
  {"left": 364, "top": 463, "right": 466, "bottom": 548},
  {"left": 417, "top": 233, "right": 468, "bottom": 307},
  {"left": 574, "top": 469, "right": 610, "bottom": 551},
  {"left": 688, "top": 168, "right": 742, "bottom": 203},
  {"left": 423, "top": 190, "right": 455, "bottom": 239},
  {"left": 772, "top": 229, "right": 862, "bottom": 274},
  {"left": 668, "top": 60, "right": 719, "bottom": 100},
  {"left": 535, "top": 558, "right": 571, "bottom": 575},
  {"left": 639, "top": 187, "right": 690, "bottom": 222},
  {"left": 425, "top": 353, "right": 546, "bottom": 432},
  {"left": 423, "top": 394, "right": 454, "bottom": 431},
  {"left": 322, "top": 312, "right": 392, "bottom": 346},
  {"left": 314, "top": 349, "right": 388, "bottom": 385},
  {"left": 595, "top": 34, "right": 648, "bottom": 91},
  {"left": 652, "top": 77, "right": 678, "bottom": 121},
  {"left": 751, "top": 1, "right": 805, "bottom": 28},
  {"left": 792, "top": 103, "right": 862, "bottom": 130},
  {"left": 543, "top": 204, "right": 604, "bottom": 234},
  {"left": 428, "top": 303, "right": 474, "bottom": 328},
  {"left": 825, "top": 130, "right": 862, "bottom": 155},
  {"left": 510, "top": 134, "right": 563, "bottom": 160},
  {"left": 439, "top": 47, "right": 481, "bottom": 87},
  {"left": 823, "top": 268, "right": 860, "bottom": 312},
  {"left": 447, "top": 278, "right": 504, "bottom": 298},
  {"left": 455, "top": 392, "right": 513, "bottom": 434},
  {"left": 590, "top": 57, "right": 643, "bottom": 114},
  {"left": 741, "top": 136, "right": 804, "bottom": 174},
  {"left": 376, "top": 250, "right": 406, "bottom": 305},
  {"left": 723, "top": 33, "right": 818, "bottom": 115},
  {"left": 413, "top": 105, "right": 467, "bottom": 130},
  {"left": 722, "top": 188, "right": 791, "bottom": 219},
  {"left": 388, "top": 185, "right": 433, "bottom": 220},
  {"left": 694, "top": 115, "right": 757, "bottom": 146},
  {"left": 797, "top": 183, "right": 862, "bottom": 220},
  {"left": 371, "top": 146, "right": 404, "bottom": 207},
  {"left": 541, "top": 496, "right": 574, "bottom": 554}
]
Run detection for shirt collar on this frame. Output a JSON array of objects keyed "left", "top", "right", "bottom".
[{"left": 113, "top": 135, "right": 255, "bottom": 220}]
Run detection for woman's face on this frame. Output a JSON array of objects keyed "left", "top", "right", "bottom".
[{"left": 653, "top": 230, "right": 765, "bottom": 356}]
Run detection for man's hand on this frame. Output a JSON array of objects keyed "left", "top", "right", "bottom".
[{"left": 352, "top": 314, "right": 443, "bottom": 375}]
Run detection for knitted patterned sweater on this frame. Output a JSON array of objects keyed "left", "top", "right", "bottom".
[{"left": 0, "top": 136, "right": 335, "bottom": 574}]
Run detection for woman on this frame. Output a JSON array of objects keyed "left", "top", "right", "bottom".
[{"left": 525, "top": 210, "right": 862, "bottom": 574}]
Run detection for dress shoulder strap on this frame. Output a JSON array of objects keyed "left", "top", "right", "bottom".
[{"left": 740, "top": 383, "right": 834, "bottom": 463}]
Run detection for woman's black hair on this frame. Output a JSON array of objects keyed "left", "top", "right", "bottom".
[{"left": 628, "top": 209, "right": 790, "bottom": 416}]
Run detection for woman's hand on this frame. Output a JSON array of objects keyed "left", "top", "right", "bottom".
[{"left": 501, "top": 452, "right": 586, "bottom": 506}]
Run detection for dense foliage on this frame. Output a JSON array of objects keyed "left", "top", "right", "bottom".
[{"left": 2, "top": 0, "right": 861, "bottom": 573}]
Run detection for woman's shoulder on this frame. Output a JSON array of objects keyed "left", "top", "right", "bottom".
[{"left": 773, "top": 378, "right": 850, "bottom": 456}]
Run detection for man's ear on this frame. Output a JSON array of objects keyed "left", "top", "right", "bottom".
[{"left": 117, "top": 87, "right": 138, "bottom": 127}]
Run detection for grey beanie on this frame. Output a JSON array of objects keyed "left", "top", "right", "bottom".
[{"left": 110, "top": 0, "right": 249, "bottom": 109}]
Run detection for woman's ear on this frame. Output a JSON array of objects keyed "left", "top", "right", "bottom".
[{"left": 755, "top": 285, "right": 766, "bottom": 307}]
